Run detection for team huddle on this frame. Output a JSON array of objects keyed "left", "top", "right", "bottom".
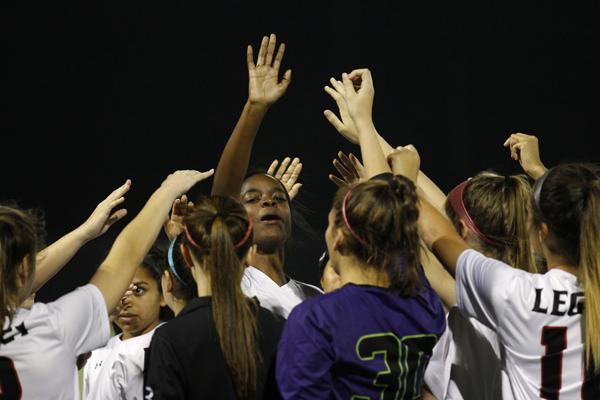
[{"left": 1, "top": 33, "right": 599, "bottom": 399}]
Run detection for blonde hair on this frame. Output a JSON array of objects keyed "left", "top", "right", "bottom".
[{"left": 445, "top": 172, "right": 537, "bottom": 273}]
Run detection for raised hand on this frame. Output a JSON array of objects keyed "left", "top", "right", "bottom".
[
  {"left": 387, "top": 145, "right": 421, "bottom": 182},
  {"left": 329, "top": 151, "right": 366, "bottom": 187},
  {"left": 79, "top": 180, "right": 132, "bottom": 241},
  {"left": 161, "top": 169, "right": 215, "bottom": 197},
  {"left": 164, "top": 195, "right": 194, "bottom": 241},
  {"left": 324, "top": 77, "right": 359, "bottom": 144},
  {"left": 335, "top": 69, "right": 375, "bottom": 124},
  {"left": 503, "top": 133, "right": 547, "bottom": 179},
  {"left": 268, "top": 157, "right": 303, "bottom": 199},
  {"left": 247, "top": 34, "right": 292, "bottom": 107}
]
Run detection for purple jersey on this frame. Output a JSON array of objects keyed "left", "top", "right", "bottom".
[{"left": 276, "top": 282, "right": 446, "bottom": 399}]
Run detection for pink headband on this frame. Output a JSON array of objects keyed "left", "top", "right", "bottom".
[
  {"left": 342, "top": 189, "right": 368, "bottom": 246},
  {"left": 447, "top": 181, "right": 502, "bottom": 247},
  {"left": 184, "top": 218, "right": 253, "bottom": 250}
]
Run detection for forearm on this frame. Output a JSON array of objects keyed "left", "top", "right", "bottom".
[
  {"left": 32, "top": 226, "right": 90, "bottom": 293},
  {"left": 417, "top": 188, "right": 469, "bottom": 275},
  {"left": 421, "top": 247, "right": 457, "bottom": 310},
  {"left": 211, "top": 102, "right": 268, "bottom": 197},
  {"left": 356, "top": 120, "right": 391, "bottom": 178},
  {"left": 91, "top": 186, "right": 179, "bottom": 313},
  {"left": 375, "top": 133, "right": 447, "bottom": 212}
]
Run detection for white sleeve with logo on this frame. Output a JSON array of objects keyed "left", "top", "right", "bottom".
[{"left": 48, "top": 284, "right": 111, "bottom": 355}]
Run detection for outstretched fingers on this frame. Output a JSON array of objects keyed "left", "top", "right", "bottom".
[
  {"left": 265, "top": 33, "right": 276, "bottom": 66},
  {"left": 256, "top": 35, "right": 269, "bottom": 66},
  {"left": 272, "top": 42, "right": 286, "bottom": 72}
]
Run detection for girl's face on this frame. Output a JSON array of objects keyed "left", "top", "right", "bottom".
[
  {"left": 241, "top": 174, "right": 292, "bottom": 250},
  {"left": 116, "top": 265, "right": 165, "bottom": 339}
]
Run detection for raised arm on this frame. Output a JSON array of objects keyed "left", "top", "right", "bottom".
[
  {"left": 503, "top": 133, "right": 548, "bottom": 179},
  {"left": 90, "top": 169, "right": 214, "bottom": 313},
  {"left": 325, "top": 69, "right": 389, "bottom": 177},
  {"left": 388, "top": 146, "right": 469, "bottom": 275},
  {"left": 211, "top": 34, "right": 291, "bottom": 197},
  {"left": 324, "top": 77, "right": 446, "bottom": 210},
  {"left": 31, "top": 181, "right": 130, "bottom": 293}
]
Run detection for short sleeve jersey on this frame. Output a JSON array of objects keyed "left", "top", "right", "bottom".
[
  {"left": 456, "top": 249, "right": 600, "bottom": 399},
  {"left": 83, "top": 326, "right": 158, "bottom": 400},
  {"left": 0, "top": 284, "right": 110, "bottom": 399},
  {"left": 241, "top": 266, "right": 323, "bottom": 318},
  {"left": 276, "top": 283, "right": 446, "bottom": 399}
]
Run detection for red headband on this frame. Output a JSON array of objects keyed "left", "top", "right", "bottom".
[
  {"left": 184, "top": 217, "right": 253, "bottom": 250},
  {"left": 447, "top": 180, "right": 503, "bottom": 247},
  {"left": 342, "top": 189, "right": 368, "bottom": 246}
]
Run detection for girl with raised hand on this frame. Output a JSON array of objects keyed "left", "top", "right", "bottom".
[
  {"left": 389, "top": 145, "right": 600, "bottom": 399},
  {"left": 83, "top": 246, "right": 170, "bottom": 400},
  {"left": 325, "top": 71, "right": 542, "bottom": 398},
  {"left": 276, "top": 69, "right": 445, "bottom": 399},
  {"left": 211, "top": 33, "right": 321, "bottom": 319},
  {"left": 0, "top": 169, "right": 212, "bottom": 400},
  {"left": 144, "top": 195, "right": 284, "bottom": 400}
]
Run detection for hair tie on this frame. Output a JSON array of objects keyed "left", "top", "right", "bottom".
[
  {"left": 183, "top": 218, "right": 253, "bottom": 250},
  {"left": 184, "top": 224, "right": 202, "bottom": 249},
  {"left": 233, "top": 218, "right": 253, "bottom": 249},
  {"left": 533, "top": 169, "right": 551, "bottom": 217},
  {"left": 447, "top": 180, "right": 503, "bottom": 247},
  {"left": 167, "top": 237, "right": 188, "bottom": 285},
  {"left": 342, "top": 189, "right": 368, "bottom": 246}
]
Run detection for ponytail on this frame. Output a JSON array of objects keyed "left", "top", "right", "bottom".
[
  {"left": 578, "top": 181, "right": 600, "bottom": 368},
  {"left": 183, "top": 196, "right": 257, "bottom": 398},
  {"left": 0, "top": 206, "right": 44, "bottom": 329},
  {"left": 208, "top": 216, "right": 257, "bottom": 399},
  {"left": 446, "top": 172, "right": 537, "bottom": 273},
  {"left": 333, "top": 175, "right": 422, "bottom": 296}
]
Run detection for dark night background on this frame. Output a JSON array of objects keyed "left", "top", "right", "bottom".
[{"left": 2, "top": 2, "right": 598, "bottom": 302}]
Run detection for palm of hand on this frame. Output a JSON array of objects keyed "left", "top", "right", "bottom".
[{"left": 248, "top": 66, "right": 285, "bottom": 105}]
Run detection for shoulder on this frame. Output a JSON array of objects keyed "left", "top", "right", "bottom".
[
  {"left": 288, "top": 279, "right": 324, "bottom": 299},
  {"left": 286, "top": 286, "right": 351, "bottom": 325}
]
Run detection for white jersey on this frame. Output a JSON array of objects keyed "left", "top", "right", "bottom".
[
  {"left": 0, "top": 284, "right": 109, "bottom": 399},
  {"left": 241, "top": 266, "right": 322, "bottom": 318},
  {"left": 425, "top": 307, "right": 512, "bottom": 400},
  {"left": 456, "top": 249, "right": 598, "bottom": 400},
  {"left": 83, "top": 326, "right": 158, "bottom": 400}
]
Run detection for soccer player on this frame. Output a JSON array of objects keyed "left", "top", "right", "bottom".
[
  {"left": 276, "top": 69, "right": 446, "bottom": 399},
  {"left": 0, "top": 169, "right": 212, "bottom": 399},
  {"left": 83, "top": 247, "right": 169, "bottom": 400},
  {"left": 144, "top": 195, "right": 284, "bottom": 399},
  {"left": 389, "top": 143, "right": 600, "bottom": 399},
  {"left": 211, "top": 33, "right": 321, "bottom": 318}
]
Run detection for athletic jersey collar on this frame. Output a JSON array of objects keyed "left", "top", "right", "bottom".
[
  {"left": 178, "top": 297, "right": 212, "bottom": 317},
  {"left": 545, "top": 267, "right": 579, "bottom": 284}
]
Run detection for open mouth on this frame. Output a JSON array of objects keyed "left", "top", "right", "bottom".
[{"left": 260, "top": 214, "right": 282, "bottom": 223}]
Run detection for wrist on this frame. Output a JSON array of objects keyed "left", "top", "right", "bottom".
[
  {"left": 244, "top": 100, "right": 270, "bottom": 115},
  {"left": 528, "top": 164, "right": 548, "bottom": 180},
  {"left": 73, "top": 224, "right": 94, "bottom": 244}
]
